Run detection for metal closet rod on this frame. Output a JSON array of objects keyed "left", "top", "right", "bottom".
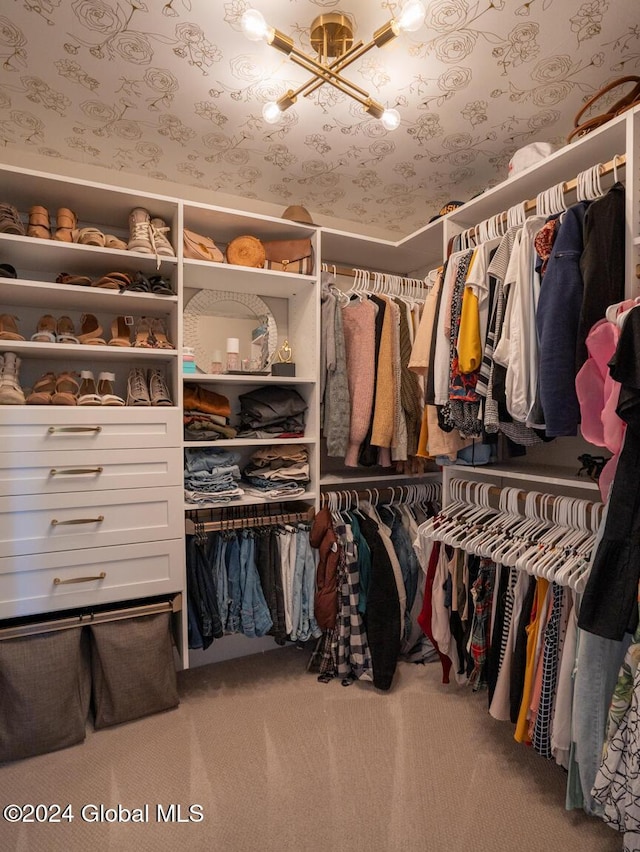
[
  {"left": 0, "top": 596, "right": 181, "bottom": 641},
  {"left": 185, "top": 504, "right": 315, "bottom": 535},
  {"left": 450, "top": 479, "right": 604, "bottom": 518},
  {"left": 321, "top": 482, "right": 441, "bottom": 508},
  {"left": 322, "top": 263, "right": 431, "bottom": 283}
]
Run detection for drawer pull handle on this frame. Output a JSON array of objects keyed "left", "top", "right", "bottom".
[
  {"left": 51, "top": 515, "right": 104, "bottom": 527},
  {"left": 53, "top": 572, "right": 107, "bottom": 586},
  {"left": 47, "top": 426, "right": 102, "bottom": 434},
  {"left": 50, "top": 467, "right": 104, "bottom": 476}
]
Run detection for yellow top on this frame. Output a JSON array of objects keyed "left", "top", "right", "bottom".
[{"left": 457, "top": 249, "right": 482, "bottom": 374}]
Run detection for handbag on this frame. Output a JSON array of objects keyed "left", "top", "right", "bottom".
[
  {"left": 567, "top": 76, "right": 640, "bottom": 143},
  {"left": 226, "top": 234, "right": 266, "bottom": 268},
  {"left": 262, "top": 238, "right": 313, "bottom": 275},
  {"left": 183, "top": 228, "right": 224, "bottom": 262}
]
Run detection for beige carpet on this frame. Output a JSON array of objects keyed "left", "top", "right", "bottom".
[{"left": 0, "top": 647, "right": 623, "bottom": 852}]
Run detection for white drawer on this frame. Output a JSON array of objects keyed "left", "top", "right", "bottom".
[
  {"left": 0, "top": 487, "right": 183, "bottom": 557},
  {"left": 0, "top": 538, "right": 184, "bottom": 619},
  {"left": 0, "top": 407, "right": 181, "bottom": 452},
  {"left": 0, "top": 448, "right": 183, "bottom": 496}
]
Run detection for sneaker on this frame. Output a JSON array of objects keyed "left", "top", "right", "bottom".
[
  {"left": 150, "top": 218, "right": 175, "bottom": 257},
  {"left": 126, "top": 367, "right": 151, "bottom": 406},
  {"left": 148, "top": 369, "right": 173, "bottom": 406},
  {"left": 0, "top": 351, "right": 26, "bottom": 404},
  {"left": 0, "top": 202, "right": 25, "bottom": 235},
  {"left": 126, "top": 207, "right": 153, "bottom": 254}
]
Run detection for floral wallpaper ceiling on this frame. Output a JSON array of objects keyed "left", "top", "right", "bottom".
[{"left": 0, "top": 0, "right": 637, "bottom": 235}]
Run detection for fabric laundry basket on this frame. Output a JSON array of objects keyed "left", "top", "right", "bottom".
[
  {"left": 89, "top": 612, "right": 179, "bottom": 729},
  {"left": 0, "top": 628, "right": 91, "bottom": 762}
]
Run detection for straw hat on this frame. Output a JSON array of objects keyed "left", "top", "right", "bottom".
[{"left": 282, "top": 204, "right": 316, "bottom": 225}]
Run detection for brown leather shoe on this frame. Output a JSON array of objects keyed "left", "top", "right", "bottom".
[
  {"left": 27, "top": 205, "right": 51, "bottom": 239},
  {"left": 54, "top": 208, "right": 77, "bottom": 242}
]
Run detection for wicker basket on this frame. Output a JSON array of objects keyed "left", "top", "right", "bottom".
[{"left": 226, "top": 235, "right": 266, "bottom": 268}]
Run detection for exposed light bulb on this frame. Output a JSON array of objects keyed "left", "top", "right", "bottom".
[
  {"left": 381, "top": 108, "right": 401, "bottom": 131},
  {"left": 396, "top": 0, "right": 426, "bottom": 33},
  {"left": 262, "top": 101, "right": 282, "bottom": 124},
  {"left": 241, "top": 9, "right": 272, "bottom": 42}
]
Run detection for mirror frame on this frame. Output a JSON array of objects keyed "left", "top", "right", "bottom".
[{"left": 183, "top": 289, "right": 278, "bottom": 373}]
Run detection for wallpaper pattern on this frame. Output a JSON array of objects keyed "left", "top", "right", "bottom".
[{"left": 0, "top": 0, "right": 636, "bottom": 234}]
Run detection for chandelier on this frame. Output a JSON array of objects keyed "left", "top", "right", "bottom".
[{"left": 241, "top": 2, "right": 426, "bottom": 131}]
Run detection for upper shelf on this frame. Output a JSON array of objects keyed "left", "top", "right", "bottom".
[{"left": 182, "top": 258, "right": 315, "bottom": 297}]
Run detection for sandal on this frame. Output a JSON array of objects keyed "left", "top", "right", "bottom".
[
  {"left": 92, "top": 271, "right": 131, "bottom": 290},
  {"left": 0, "top": 313, "right": 25, "bottom": 341},
  {"left": 0, "top": 263, "right": 17, "bottom": 279},
  {"left": 126, "top": 271, "right": 151, "bottom": 292},
  {"left": 54, "top": 208, "right": 77, "bottom": 242},
  {"left": 26, "top": 371, "right": 57, "bottom": 405},
  {"left": 96, "top": 371, "right": 125, "bottom": 406},
  {"left": 132, "top": 317, "right": 155, "bottom": 348},
  {"left": 148, "top": 274, "right": 175, "bottom": 296},
  {"left": 149, "top": 317, "right": 174, "bottom": 349},
  {"left": 108, "top": 315, "right": 132, "bottom": 347},
  {"left": 77, "top": 370, "right": 102, "bottom": 406},
  {"left": 104, "top": 234, "right": 128, "bottom": 250},
  {"left": 51, "top": 371, "right": 79, "bottom": 405},
  {"left": 78, "top": 313, "right": 106, "bottom": 345},
  {"left": 72, "top": 226, "right": 105, "bottom": 247},
  {"left": 31, "top": 314, "right": 57, "bottom": 343},
  {"left": 27, "top": 205, "right": 51, "bottom": 240},
  {"left": 56, "top": 271, "right": 92, "bottom": 287},
  {"left": 56, "top": 315, "right": 79, "bottom": 344}
]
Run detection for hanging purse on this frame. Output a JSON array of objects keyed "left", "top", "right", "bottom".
[
  {"left": 262, "top": 238, "right": 313, "bottom": 274},
  {"left": 226, "top": 234, "right": 266, "bottom": 268},
  {"left": 183, "top": 228, "right": 224, "bottom": 263}
]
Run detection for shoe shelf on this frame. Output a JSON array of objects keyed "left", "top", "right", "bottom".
[
  {"left": 0, "top": 340, "right": 178, "bottom": 363},
  {"left": 0, "top": 233, "right": 177, "bottom": 279},
  {"left": 183, "top": 259, "right": 315, "bottom": 299},
  {"left": 0, "top": 277, "right": 178, "bottom": 312}
]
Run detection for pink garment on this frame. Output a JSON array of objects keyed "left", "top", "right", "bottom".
[{"left": 575, "top": 317, "right": 625, "bottom": 501}]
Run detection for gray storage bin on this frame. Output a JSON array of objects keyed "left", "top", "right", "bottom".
[
  {"left": 0, "top": 628, "right": 91, "bottom": 762},
  {"left": 89, "top": 612, "right": 179, "bottom": 729}
]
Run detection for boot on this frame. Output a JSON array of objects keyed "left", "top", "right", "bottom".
[
  {"left": 27, "top": 205, "right": 51, "bottom": 239},
  {"left": 54, "top": 207, "right": 78, "bottom": 242},
  {"left": 0, "top": 351, "right": 26, "bottom": 404},
  {"left": 0, "top": 202, "right": 25, "bottom": 235},
  {"left": 127, "top": 207, "right": 153, "bottom": 254},
  {"left": 150, "top": 218, "right": 176, "bottom": 257}
]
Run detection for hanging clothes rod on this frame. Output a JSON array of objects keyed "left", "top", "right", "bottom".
[
  {"left": 0, "top": 596, "right": 181, "bottom": 641},
  {"left": 322, "top": 263, "right": 433, "bottom": 284},
  {"left": 321, "top": 482, "right": 441, "bottom": 508},
  {"left": 185, "top": 505, "right": 315, "bottom": 535},
  {"left": 449, "top": 479, "right": 603, "bottom": 520}
]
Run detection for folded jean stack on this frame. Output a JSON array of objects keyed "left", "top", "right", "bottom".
[
  {"left": 184, "top": 447, "right": 243, "bottom": 505},
  {"left": 183, "top": 383, "right": 237, "bottom": 441},
  {"left": 242, "top": 445, "right": 310, "bottom": 499},
  {"left": 237, "top": 386, "right": 307, "bottom": 438}
]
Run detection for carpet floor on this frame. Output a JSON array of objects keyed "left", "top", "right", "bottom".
[{"left": 0, "top": 647, "right": 623, "bottom": 852}]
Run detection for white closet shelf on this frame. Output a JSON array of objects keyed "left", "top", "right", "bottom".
[
  {"left": 185, "top": 437, "right": 314, "bottom": 448},
  {"left": 320, "top": 471, "right": 441, "bottom": 486},
  {"left": 0, "top": 340, "right": 178, "bottom": 362},
  {"left": 182, "top": 373, "right": 315, "bottom": 385},
  {"left": 184, "top": 491, "right": 316, "bottom": 511},
  {"left": 445, "top": 463, "right": 600, "bottom": 491},
  {"left": 0, "top": 233, "right": 177, "bottom": 276},
  {"left": 0, "top": 277, "right": 177, "bottom": 312},
  {"left": 183, "top": 203, "right": 315, "bottom": 243},
  {"left": 183, "top": 259, "right": 314, "bottom": 298}
]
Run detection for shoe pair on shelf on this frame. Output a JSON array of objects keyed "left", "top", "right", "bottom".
[
  {"left": 127, "top": 367, "right": 173, "bottom": 406},
  {"left": 132, "top": 316, "right": 174, "bottom": 349},
  {"left": 27, "top": 370, "right": 125, "bottom": 406},
  {"left": 19, "top": 313, "right": 102, "bottom": 345},
  {"left": 55, "top": 269, "right": 175, "bottom": 295},
  {"left": 0, "top": 352, "right": 26, "bottom": 404},
  {"left": 127, "top": 208, "right": 175, "bottom": 260}
]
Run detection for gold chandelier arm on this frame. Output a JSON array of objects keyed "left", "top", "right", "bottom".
[
  {"left": 288, "top": 52, "right": 371, "bottom": 100},
  {"left": 301, "top": 37, "right": 380, "bottom": 99}
]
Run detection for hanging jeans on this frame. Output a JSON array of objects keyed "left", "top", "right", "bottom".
[
  {"left": 290, "top": 527, "right": 321, "bottom": 643},
  {"left": 225, "top": 535, "right": 242, "bottom": 633},
  {"left": 210, "top": 533, "right": 229, "bottom": 631},
  {"left": 186, "top": 535, "right": 223, "bottom": 650},
  {"left": 238, "top": 531, "right": 273, "bottom": 638}
]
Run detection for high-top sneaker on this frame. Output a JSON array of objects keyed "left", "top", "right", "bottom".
[
  {"left": 150, "top": 218, "right": 176, "bottom": 257},
  {"left": 0, "top": 351, "right": 26, "bottom": 404},
  {"left": 0, "top": 202, "right": 25, "bottom": 235},
  {"left": 126, "top": 207, "right": 153, "bottom": 254},
  {"left": 147, "top": 369, "right": 173, "bottom": 406}
]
